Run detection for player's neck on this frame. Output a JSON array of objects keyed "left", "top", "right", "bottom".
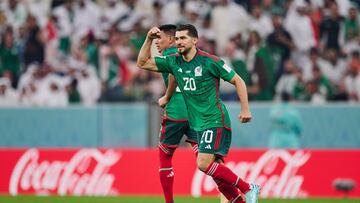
[{"left": 182, "top": 46, "right": 197, "bottom": 62}]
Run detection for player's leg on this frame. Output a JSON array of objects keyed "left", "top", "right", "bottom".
[
  {"left": 159, "top": 143, "right": 175, "bottom": 203},
  {"left": 187, "top": 126, "right": 240, "bottom": 202},
  {"left": 159, "top": 118, "right": 188, "bottom": 203},
  {"left": 215, "top": 158, "right": 243, "bottom": 203},
  {"left": 198, "top": 153, "right": 244, "bottom": 203},
  {"left": 196, "top": 128, "right": 243, "bottom": 202},
  {"left": 197, "top": 128, "right": 259, "bottom": 203}
]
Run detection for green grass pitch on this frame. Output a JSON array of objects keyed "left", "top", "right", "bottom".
[{"left": 0, "top": 196, "right": 359, "bottom": 203}]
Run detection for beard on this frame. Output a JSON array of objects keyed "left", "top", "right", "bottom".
[{"left": 177, "top": 46, "right": 190, "bottom": 55}]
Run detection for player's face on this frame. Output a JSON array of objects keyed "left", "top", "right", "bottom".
[
  {"left": 175, "top": 30, "right": 197, "bottom": 55},
  {"left": 155, "top": 31, "right": 173, "bottom": 54}
]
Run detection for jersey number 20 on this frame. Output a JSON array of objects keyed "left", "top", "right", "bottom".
[
  {"left": 183, "top": 77, "right": 196, "bottom": 91},
  {"left": 200, "top": 130, "right": 213, "bottom": 144}
]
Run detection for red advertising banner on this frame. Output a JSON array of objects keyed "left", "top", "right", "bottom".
[{"left": 0, "top": 148, "right": 359, "bottom": 198}]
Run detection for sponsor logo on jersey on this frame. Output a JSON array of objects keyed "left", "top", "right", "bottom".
[
  {"left": 178, "top": 68, "right": 183, "bottom": 73},
  {"left": 185, "top": 70, "right": 191, "bottom": 73},
  {"left": 195, "top": 66, "right": 202, "bottom": 76},
  {"left": 205, "top": 144, "right": 212, "bottom": 149}
]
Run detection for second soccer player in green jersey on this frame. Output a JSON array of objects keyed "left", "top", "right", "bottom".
[{"left": 155, "top": 24, "right": 198, "bottom": 203}]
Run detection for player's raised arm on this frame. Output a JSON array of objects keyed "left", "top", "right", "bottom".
[
  {"left": 229, "top": 74, "right": 252, "bottom": 123},
  {"left": 137, "top": 27, "right": 161, "bottom": 71},
  {"left": 158, "top": 74, "right": 177, "bottom": 108}
]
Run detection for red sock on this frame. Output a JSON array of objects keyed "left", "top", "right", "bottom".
[
  {"left": 206, "top": 162, "right": 250, "bottom": 194},
  {"left": 159, "top": 144, "right": 175, "bottom": 203},
  {"left": 214, "top": 178, "right": 244, "bottom": 202}
]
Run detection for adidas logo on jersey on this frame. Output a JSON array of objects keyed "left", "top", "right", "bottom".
[
  {"left": 205, "top": 144, "right": 212, "bottom": 149},
  {"left": 178, "top": 68, "right": 183, "bottom": 73}
]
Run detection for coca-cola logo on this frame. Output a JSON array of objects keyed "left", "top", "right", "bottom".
[
  {"left": 9, "top": 148, "right": 121, "bottom": 196},
  {"left": 191, "top": 149, "right": 311, "bottom": 198}
]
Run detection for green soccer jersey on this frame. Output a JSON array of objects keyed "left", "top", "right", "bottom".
[
  {"left": 161, "top": 47, "right": 188, "bottom": 120},
  {"left": 155, "top": 49, "right": 236, "bottom": 131}
]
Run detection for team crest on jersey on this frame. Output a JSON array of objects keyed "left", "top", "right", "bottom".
[{"left": 194, "top": 66, "right": 202, "bottom": 76}]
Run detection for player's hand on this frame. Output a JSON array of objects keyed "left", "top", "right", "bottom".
[
  {"left": 147, "top": 27, "right": 161, "bottom": 40},
  {"left": 158, "top": 95, "right": 169, "bottom": 108},
  {"left": 238, "top": 110, "right": 252, "bottom": 123}
]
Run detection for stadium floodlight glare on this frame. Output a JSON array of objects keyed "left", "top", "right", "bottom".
[{"left": 333, "top": 178, "right": 356, "bottom": 198}]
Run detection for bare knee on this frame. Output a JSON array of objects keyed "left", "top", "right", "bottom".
[{"left": 197, "top": 153, "right": 215, "bottom": 172}]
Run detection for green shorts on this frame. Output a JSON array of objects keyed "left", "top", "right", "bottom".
[
  {"left": 197, "top": 127, "right": 232, "bottom": 157},
  {"left": 159, "top": 118, "right": 198, "bottom": 148}
]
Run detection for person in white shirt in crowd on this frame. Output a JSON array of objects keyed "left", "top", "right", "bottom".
[
  {"left": 98, "top": 0, "right": 129, "bottom": 39},
  {"left": 18, "top": 64, "right": 69, "bottom": 107},
  {"left": 32, "top": 65, "right": 70, "bottom": 107},
  {"left": 0, "top": 0, "right": 27, "bottom": 33},
  {"left": 301, "top": 47, "right": 326, "bottom": 82},
  {"left": 177, "top": 1, "right": 205, "bottom": 30},
  {"left": 76, "top": 67, "right": 101, "bottom": 106},
  {"left": 275, "top": 59, "right": 299, "bottom": 100},
  {"left": 159, "top": 0, "right": 181, "bottom": 25},
  {"left": 320, "top": 48, "right": 347, "bottom": 86},
  {"left": 344, "top": 51, "right": 360, "bottom": 102},
  {"left": 285, "top": 0, "right": 316, "bottom": 66},
  {"left": 38, "top": 72, "right": 69, "bottom": 107},
  {"left": 211, "top": 0, "right": 249, "bottom": 55},
  {"left": 335, "top": 0, "right": 352, "bottom": 17},
  {"left": 344, "top": 34, "right": 360, "bottom": 57},
  {"left": 18, "top": 65, "right": 46, "bottom": 106},
  {"left": 144, "top": 1, "right": 165, "bottom": 27},
  {"left": 17, "top": 64, "right": 36, "bottom": 105},
  {"left": 0, "top": 77, "right": 18, "bottom": 106},
  {"left": 248, "top": 5, "right": 273, "bottom": 39},
  {"left": 246, "top": 31, "right": 262, "bottom": 73},
  {"left": 52, "top": 0, "right": 74, "bottom": 55},
  {"left": 72, "top": 0, "right": 101, "bottom": 43},
  {"left": 306, "top": 67, "right": 329, "bottom": 104},
  {"left": 196, "top": 16, "right": 217, "bottom": 56},
  {"left": 25, "top": 0, "right": 50, "bottom": 28}
]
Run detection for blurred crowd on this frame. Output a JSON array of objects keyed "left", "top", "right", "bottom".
[{"left": 0, "top": 0, "right": 360, "bottom": 107}]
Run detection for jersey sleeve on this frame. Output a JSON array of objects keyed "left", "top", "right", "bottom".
[
  {"left": 154, "top": 56, "right": 172, "bottom": 73},
  {"left": 209, "top": 59, "right": 236, "bottom": 82}
]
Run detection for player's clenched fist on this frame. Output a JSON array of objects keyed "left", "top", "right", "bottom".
[
  {"left": 238, "top": 110, "right": 252, "bottom": 123},
  {"left": 147, "top": 27, "right": 161, "bottom": 39}
]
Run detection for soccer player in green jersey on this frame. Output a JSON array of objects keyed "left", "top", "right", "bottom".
[
  {"left": 137, "top": 24, "right": 260, "bottom": 203},
  {"left": 155, "top": 24, "right": 199, "bottom": 203}
]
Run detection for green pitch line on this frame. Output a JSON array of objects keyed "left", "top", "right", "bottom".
[{"left": 0, "top": 196, "right": 359, "bottom": 203}]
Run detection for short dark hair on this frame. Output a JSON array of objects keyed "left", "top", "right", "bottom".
[
  {"left": 159, "top": 24, "right": 177, "bottom": 37},
  {"left": 176, "top": 24, "right": 198, "bottom": 38}
]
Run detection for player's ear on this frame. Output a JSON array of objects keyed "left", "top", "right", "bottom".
[
  {"left": 192, "top": 37, "right": 198, "bottom": 45},
  {"left": 169, "top": 35, "right": 175, "bottom": 43}
]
